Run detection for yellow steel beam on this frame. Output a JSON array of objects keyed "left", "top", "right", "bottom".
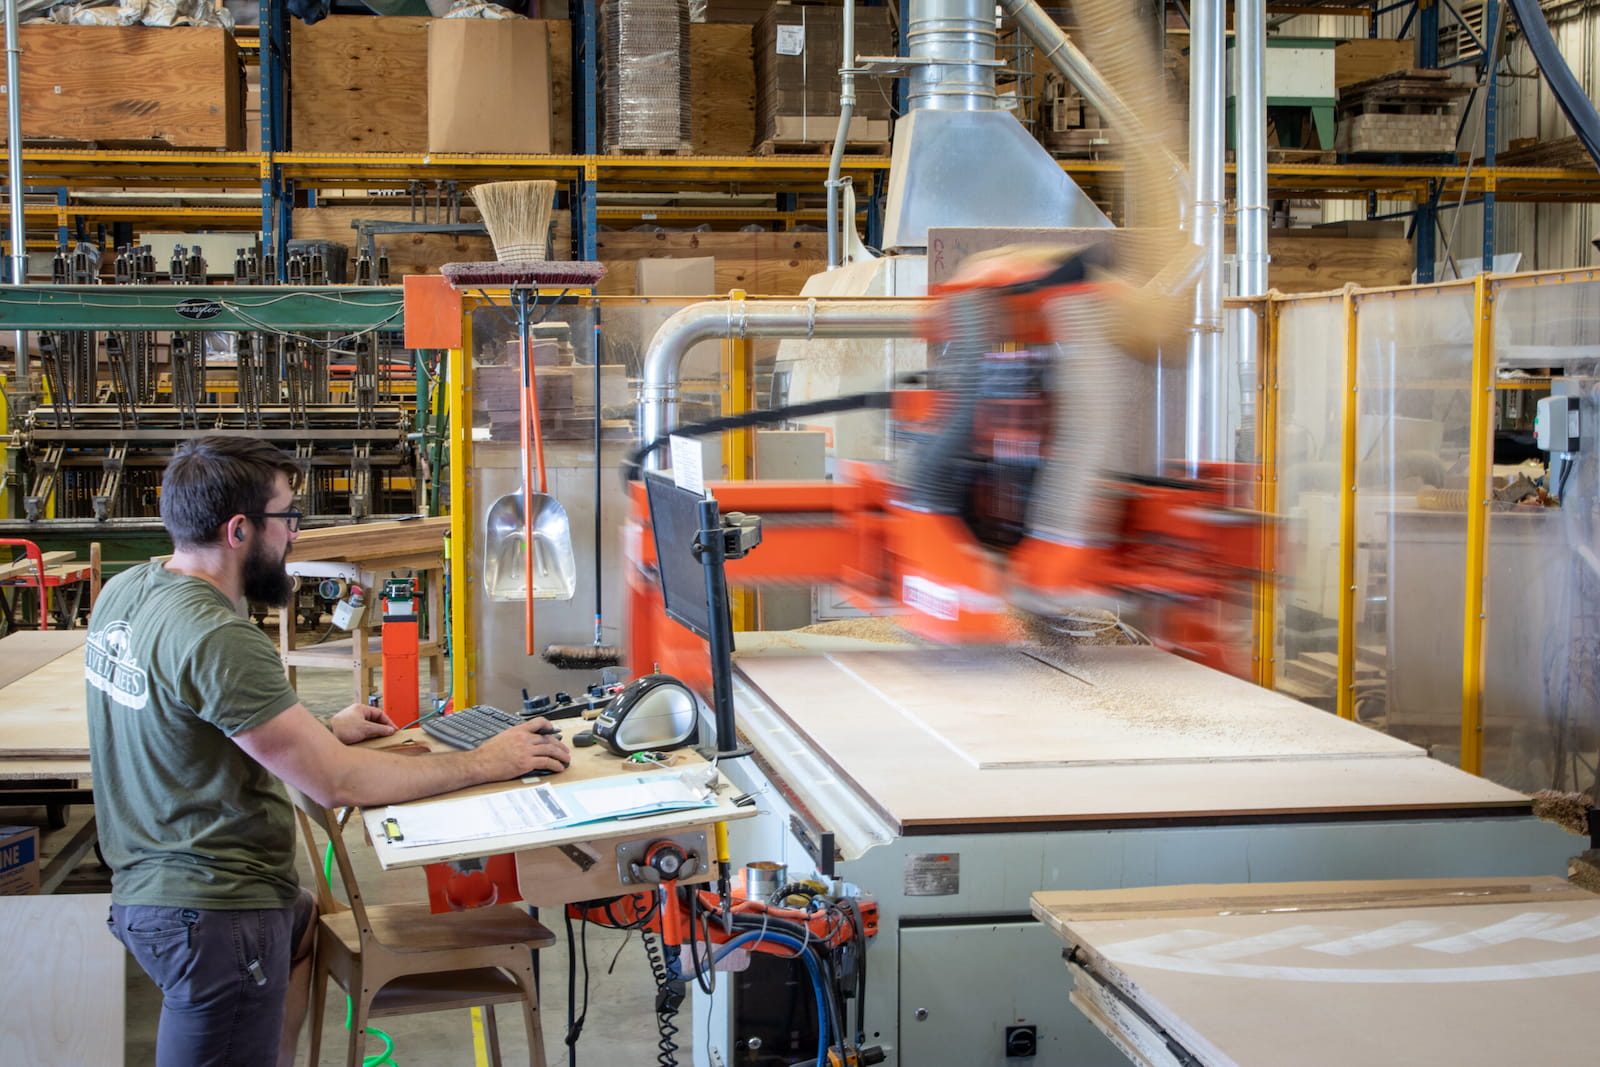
[
  {"left": 1336, "top": 288, "right": 1360, "bottom": 720},
  {"left": 448, "top": 319, "right": 476, "bottom": 707},
  {"left": 720, "top": 289, "right": 757, "bottom": 633},
  {"left": 1253, "top": 295, "right": 1282, "bottom": 690},
  {"left": 1459, "top": 274, "right": 1495, "bottom": 775}
]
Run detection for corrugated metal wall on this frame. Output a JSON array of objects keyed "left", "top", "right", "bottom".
[{"left": 1272, "top": 1, "right": 1600, "bottom": 273}]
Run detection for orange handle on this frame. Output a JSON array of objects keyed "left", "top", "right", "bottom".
[{"left": 519, "top": 338, "right": 537, "bottom": 656}]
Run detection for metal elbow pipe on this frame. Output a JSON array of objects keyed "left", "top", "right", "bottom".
[{"left": 638, "top": 298, "right": 929, "bottom": 468}]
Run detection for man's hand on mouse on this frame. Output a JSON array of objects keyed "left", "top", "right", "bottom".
[
  {"left": 477, "top": 717, "right": 572, "bottom": 780},
  {"left": 329, "top": 702, "right": 399, "bottom": 745}
]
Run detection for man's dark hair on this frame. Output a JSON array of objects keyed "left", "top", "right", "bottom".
[{"left": 160, "top": 435, "right": 301, "bottom": 548}]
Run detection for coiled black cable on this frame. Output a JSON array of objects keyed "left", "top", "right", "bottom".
[{"left": 642, "top": 929, "right": 680, "bottom": 1067}]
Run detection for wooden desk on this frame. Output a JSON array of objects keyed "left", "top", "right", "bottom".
[
  {"left": 359, "top": 731, "right": 759, "bottom": 907},
  {"left": 1032, "top": 877, "right": 1600, "bottom": 1067},
  {"left": 281, "top": 517, "right": 448, "bottom": 705}
]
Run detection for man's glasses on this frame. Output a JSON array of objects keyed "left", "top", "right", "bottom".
[{"left": 246, "top": 509, "right": 304, "bottom": 533}]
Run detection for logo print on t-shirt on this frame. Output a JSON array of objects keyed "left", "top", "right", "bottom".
[{"left": 86, "top": 621, "right": 149, "bottom": 710}]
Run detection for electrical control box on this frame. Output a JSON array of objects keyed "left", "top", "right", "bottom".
[{"left": 1535, "top": 395, "right": 1581, "bottom": 452}]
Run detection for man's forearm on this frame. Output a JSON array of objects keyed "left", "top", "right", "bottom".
[{"left": 322, "top": 746, "right": 494, "bottom": 808}]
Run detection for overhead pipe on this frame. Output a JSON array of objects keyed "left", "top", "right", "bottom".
[
  {"left": 1233, "top": 0, "right": 1268, "bottom": 449},
  {"left": 639, "top": 298, "right": 927, "bottom": 467},
  {"left": 825, "top": 0, "right": 857, "bottom": 269},
  {"left": 1186, "top": 0, "right": 1227, "bottom": 468}
]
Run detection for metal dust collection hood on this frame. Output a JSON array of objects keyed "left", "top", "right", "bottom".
[{"left": 880, "top": 108, "right": 1112, "bottom": 252}]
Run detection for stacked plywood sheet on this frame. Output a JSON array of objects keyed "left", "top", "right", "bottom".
[
  {"left": 1033, "top": 877, "right": 1600, "bottom": 1067},
  {"left": 753, "top": 3, "right": 894, "bottom": 152},
  {"left": 1334, "top": 69, "right": 1471, "bottom": 156}
]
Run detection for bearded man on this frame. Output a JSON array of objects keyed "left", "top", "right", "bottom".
[{"left": 85, "top": 434, "right": 569, "bottom": 1067}]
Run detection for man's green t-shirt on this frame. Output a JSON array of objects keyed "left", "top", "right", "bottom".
[{"left": 85, "top": 561, "right": 301, "bottom": 909}]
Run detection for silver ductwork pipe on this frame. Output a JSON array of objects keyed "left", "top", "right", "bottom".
[
  {"left": 1186, "top": 0, "right": 1227, "bottom": 468},
  {"left": 825, "top": 0, "right": 857, "bottom": 269},
  {"left": 639, "top": 298, "right": 927, "bottom": 467},
  {"left": 5, "top": 0, "right": 27, "bottom": 380},
  {"left": 1233, "top": 0, "right": 1269, "bottom": 450},
  {"left": 904, "top": 0, "right": 997, "bottom": 112},
  {"left": 5, "top": 0, "right": 26, "bottom": 288}
]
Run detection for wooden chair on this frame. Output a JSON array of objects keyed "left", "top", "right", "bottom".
[{"left": 288, "top": 786, "right": 554, "bottom": 1067}]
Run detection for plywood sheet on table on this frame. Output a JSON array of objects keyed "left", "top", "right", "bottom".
[
  {"left": 0, "top": 893, "right": 123, "bottom": 1066},
  {"left": 1032, "top": 878, "right": 1600, "bottom": 1067},
  {"left": 0, "top": 630, "right": 86, "bottom": 690},
  {"left": 742, "top": 645, "right": 1417, "bottom": 768},
  {"left": 733, "top": 644, "right": 1532, "bottom": 827},
  {"left": 0, "top": 647, "right": 89, "bottom": 758}
]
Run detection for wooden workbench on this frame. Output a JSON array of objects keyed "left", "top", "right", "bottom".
[
  {"left": 732, "top": 641, "right": 1533, "bottom": 830},
  {"left": 1032, "top": 877, "right": 1600, "bottom": 1067}
]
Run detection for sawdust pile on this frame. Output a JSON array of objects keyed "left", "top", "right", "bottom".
[
  {"left": 1531, "top": 789, "right": 1595, "bottom": 836},
  {"left": 793, "top": 608, "right": 1136, "bottom": 648},
  {"left": 1570, "top": 851, "right": 1600, "bottom": 896},
  {"left": 1019, "top": 608, "right": 1138, "bottom": 648},
  {"left": 794, "top": 617, "right": 922, "bottom": 644}
]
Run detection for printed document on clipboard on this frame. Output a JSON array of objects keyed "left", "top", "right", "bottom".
[{"left": 381, "top": 768, "right": 719, "bottom": 849}]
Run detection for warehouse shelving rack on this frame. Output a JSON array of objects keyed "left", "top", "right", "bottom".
[{"left": 4, "top": 0, "right": 1600, "bottom": 274}]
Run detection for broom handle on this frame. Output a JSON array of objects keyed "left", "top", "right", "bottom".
[{"left": 517, "top": 295, "right": 537, "bottom": 656}]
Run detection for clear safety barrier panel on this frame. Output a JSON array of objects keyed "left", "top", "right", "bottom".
[
  {"left": 1272, "top": 298, "right": 1348, "bottom": 708},
  {"left": 1353, "top": 288, "right": 1476, "bottom": 764},
  {"left": 1485, "top": 278, "right": 1600, "bottom": 794}
]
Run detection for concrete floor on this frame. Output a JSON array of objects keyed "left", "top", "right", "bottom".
[{"left": 19, "top": 660, "right": 675, "bottom": 1067}]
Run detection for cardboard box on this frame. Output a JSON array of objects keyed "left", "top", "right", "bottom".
[
  {"left": 636, "top": 256, "right": 718, "bottom": 296},
  {"left": 0, "top": 26, "right": 242, "bottom": 149},
  {"left": 428, "top": 19, "right": 551, "bottom": 154},
  {"left": 0, "top": 826, "right": 40, "bottom": 896}
]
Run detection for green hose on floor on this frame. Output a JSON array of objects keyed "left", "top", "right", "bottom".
[{"left": 325, "top": 842, "right": 398, "bottom": 1067}]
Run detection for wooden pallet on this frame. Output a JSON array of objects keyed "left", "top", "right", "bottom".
[
  {"left": 605, "top": 145, "right": 694, "bottom": 157},
  {"left": 754, "top": 138, "right": 890, "bottom": 158},
  {"left": 1337, "top": 68, "right": 1472, "bottom": 117},
  {"left": 1266, "top": 148, "right": 1336, "bottom": 165}
]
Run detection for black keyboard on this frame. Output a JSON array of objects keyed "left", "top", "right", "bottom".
[{"left": 420, "top": 704, "right": 526, "bottom": 750}]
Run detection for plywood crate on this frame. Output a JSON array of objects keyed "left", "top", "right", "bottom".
[
  {"left": 1228, "top": 232, "right": 1414, "bottom": 292},
  {"left": 291, "top": 16, "right": 571, "bottom": 154},
  {"left": 1333, "top": 38, "right": 1414, "bottom": 88},
  {"left": 692, "top": 23, "right": 756, "bottom": 155},
  {"left": 0, "top": 26, "right": 243, "bottom": 149},
  {"left": 291, "top": 16, "right": 429, "bottom": 152}
]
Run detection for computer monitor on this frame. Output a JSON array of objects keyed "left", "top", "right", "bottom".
[{"left": 643, "top": 470, "right": 724, "bottom": 641}]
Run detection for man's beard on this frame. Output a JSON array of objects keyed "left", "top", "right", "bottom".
[{"left": 242, "top": 540, "right": 294, "bottom": 607}]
